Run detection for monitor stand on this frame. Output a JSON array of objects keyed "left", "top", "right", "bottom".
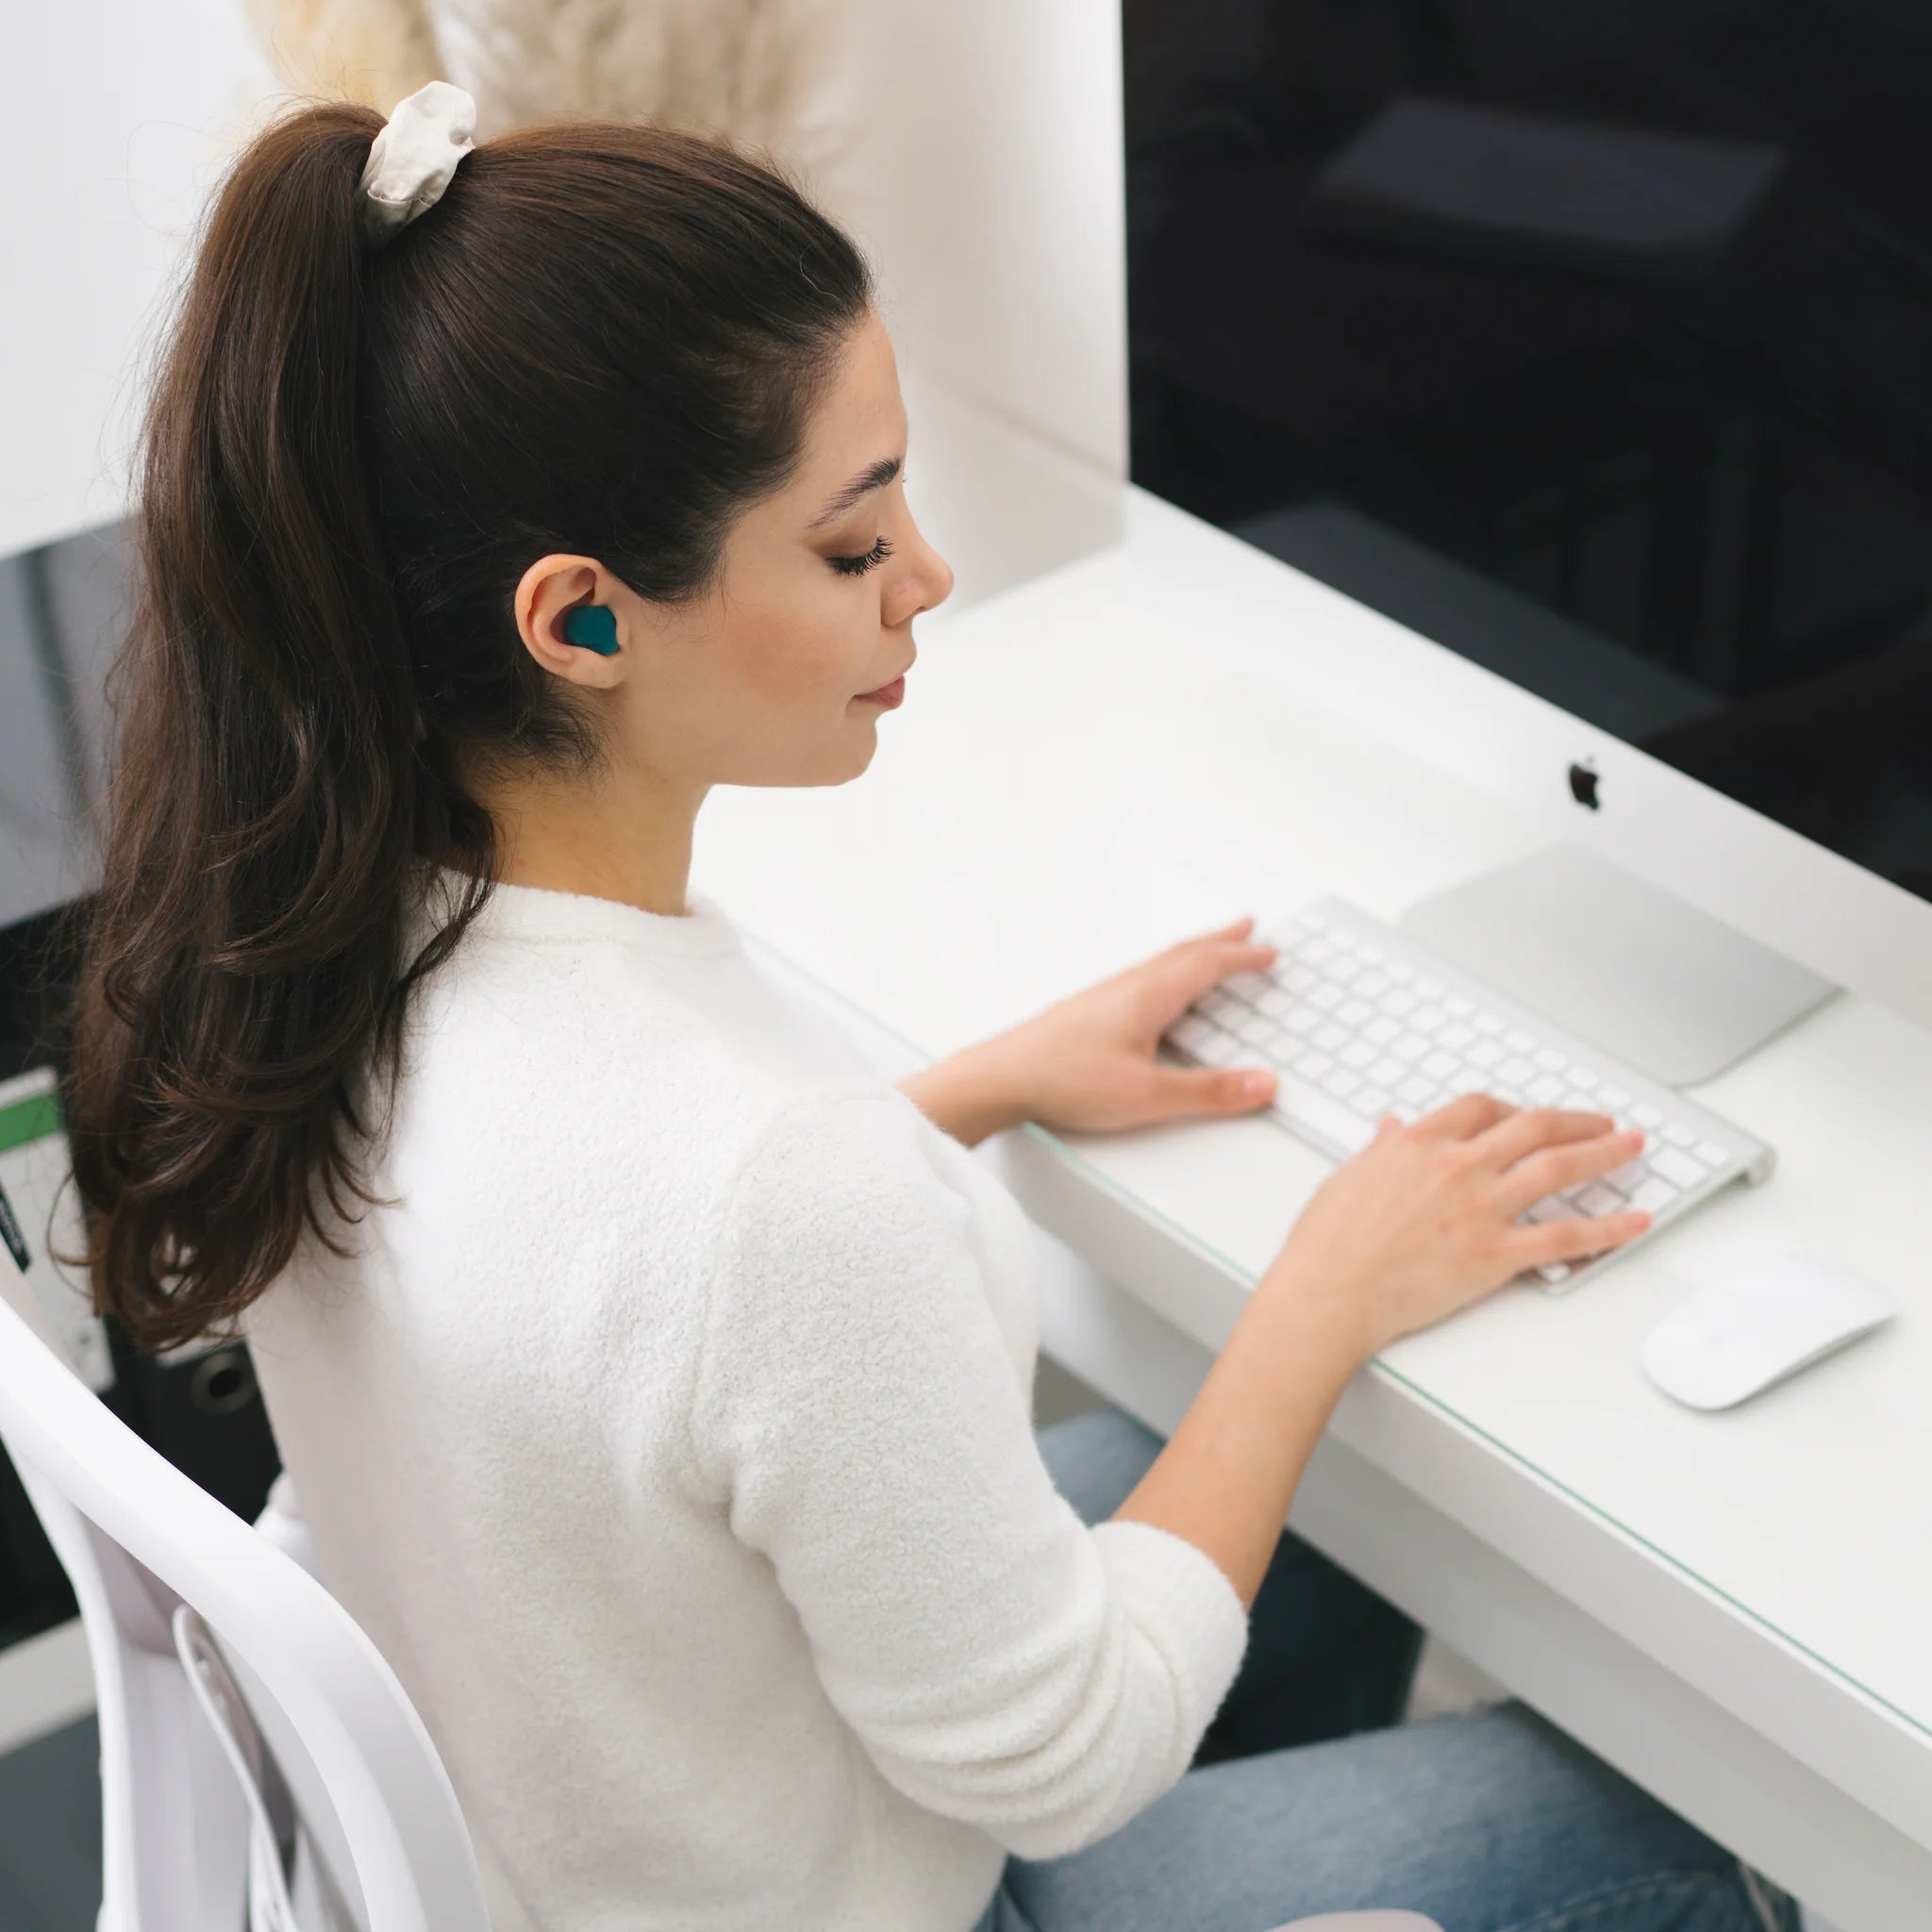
[{"left": 1400, "top": 843, "right": 1840, "bottom": 1088}]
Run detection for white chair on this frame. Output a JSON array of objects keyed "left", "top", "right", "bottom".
[
  {"left": 0, "top": 1289, "right": 486, "bottom": 1931},
  {"left": 0, "top": 1288, "right": 1440, "bottom": 1932}
]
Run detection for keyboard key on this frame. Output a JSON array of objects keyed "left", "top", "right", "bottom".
[
  {"left": 1327, "top": 925, "right": 1356, "bottom": 949},
  {"left": 1628, "top": 1175, "right": 1679, "bottom": 1214},
  {"left": 1409, "top": 1004, "right": 1447, "bottom": 1033},
  {"left": 1505, "top": 1029, "right": 1536, "bottom": 1054},
  {"left": 1415, "top": 977, "right": 1446, "bottom": 1000},
  {"left": 1358, "top": 943, "right": 1385, "bottom": 964},
  {"left": 1370, "top": 1056, "right": 1407, "bottom": 1088},
  {"left": 1286, "top": 967, "right": 1317, "bottom": 992},
  {"left": 1444, "top": 995, "right": 1474, "bottom": 1018},
  {"left": 1170, "top": 1015, "right": 1219, "bottom": 1053},
  {"left": 1467, "top": 1041, "right": 1504, "bottom": 1070},
  {"left": 1340, "top": 1041, "right": 1378, "bottom": 1070},
  {"left": 1598, "top": 1084, "right": 1632, "bottom": 1109},
  {"left": 1338, "top": 999, "right": 1374, "bottom": 1026},
  {"left": 1224, "top": 971, "right": 1274, "bottom": 1001},
  {"left": 1295, "top": 1050, "right": 1334, "bottom": 1080},
  {"left": 1355, "top": 972, "right": 1391, "bottom": 998},
  {"left": 1234, "top": 1011, "right": 1276, "bottom": 1046},
  {"left": 1271, "top": 1075, "right": 1377, "bottom": 1156},
  {"left": 1381, "top": 990, "right": 1419, "bottom": 1019},
  {"left": 1324, "top": 1068, "right": 1362, "bottom": 1099},
  {"left": 1575, "top": 1182, "right": 1625, "bottom": 1217},
  {"left": 1284, "top": 1008, "right": 1321, "bottom": 1037},
  {"left": 1314, "top": 1023, "right": 1348, "bottom": 1052},
  {"left": 1568, "top": 1067, "right": 1600, "bottom": 1091},
  {"left": 1534, "top": 1047, "right": 1568, "bottom": 1073},
  {"left": 1303, "top": 941, "right": 1336, "bottom": 965},
  {"left": 1350, "top": 1086, "right": 1391, "bottom": 1116},
  {"left": 1601, "top": 1158, "right": 1648, "bottom": 1193},
  {"left": 1188, "top": 1026, "right": 1245, "bottom": 1069},
  {"left": 1384, "top": 960, "right": 1415, "bottom": 983},
  {"left": 1536, "top": 1262, "right": 1574, "bottom": 1286},
  {"left": 1363, "top": 1016, "right": 1402, "bottom": 1046},
  {"left": 1391, "top": 1033, "right": 1431, "bottom": 1062},
  {"left": 1694, "top": 1140, "right": 1731, "bottom": 1169},
  {"left": 1497, "top": 1056, "right": 1537, "bottom": 1085},
  {"left": 1327, "top": 957, "right": 1362, "bottom": 984},
  {"left": 1661, "top": 1121, "right": 1695, "bottom": 1148},
  {"left": 1438, "top": 1022, "right": 1476, "bottom": 1051},
  {"left": 1310, "top": 984, "right": 1344, "bottom": 1011},
  {"left": 1422, "top": 1051, "right": 1459, "bottom": 1080},
  {"left": 1651, "top": 1146, "right": 1708, "bottom": 1189},
  {"left": 1397, "top": 1074, "right": 1437, "bottom": 1104},
  {"left": 1526, "top": 1074, "right": 1566, "bottom": 1105},
  {"left": 1474, "top": 1013, "right": 1504, "bottom": 1036},
  {"left": 1631, "top": 1101, "right": 1663, "bottom": 1129}
]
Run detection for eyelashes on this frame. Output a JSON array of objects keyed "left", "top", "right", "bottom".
[{"left": 828, "top": 535, "right": 894, "bottom": 577}]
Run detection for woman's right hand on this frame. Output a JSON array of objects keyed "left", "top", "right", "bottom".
[{"left": 1263, "top": 1093, "right": 1652, "bottom": 1359}]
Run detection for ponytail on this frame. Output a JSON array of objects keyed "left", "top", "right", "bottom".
[{"left": 62, "top": 100, "right": 874, "bottom": 1352}]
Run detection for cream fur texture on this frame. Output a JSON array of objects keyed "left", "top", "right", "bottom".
[{"left": 240, "top": 0, "right": 871, "bottom": 191}]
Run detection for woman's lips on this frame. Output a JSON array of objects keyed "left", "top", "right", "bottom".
[{"left": 855, "top": 675, "right": 905, "bottom": 708}]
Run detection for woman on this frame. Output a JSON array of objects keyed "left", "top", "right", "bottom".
[{"left": 63, "top": 84, "right": 1795, "bottom": 1932}]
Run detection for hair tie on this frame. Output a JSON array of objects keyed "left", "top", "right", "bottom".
[{"left": 358, "top": 80, "right": 476, "bottom": 247}]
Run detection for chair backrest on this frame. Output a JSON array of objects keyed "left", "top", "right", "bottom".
[{"left": 0, "top": 1290, "right": 489, "bottom": 1932}]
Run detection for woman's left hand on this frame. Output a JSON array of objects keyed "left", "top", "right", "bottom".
[{"left": 978, "top": 916, "right": 1284, "bottom": 1135}]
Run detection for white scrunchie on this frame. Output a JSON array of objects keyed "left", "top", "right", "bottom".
[{"left": 358, "top": 79, "right": 477, "bottom": 246}]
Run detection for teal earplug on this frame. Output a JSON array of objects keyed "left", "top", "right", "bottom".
[{"left": 562, "top": 605, "right": 619, "bottom": 656}]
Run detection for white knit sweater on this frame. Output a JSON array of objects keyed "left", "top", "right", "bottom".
[{"left": 243, "top": 867, "right": 1250, "bottom": 1932}]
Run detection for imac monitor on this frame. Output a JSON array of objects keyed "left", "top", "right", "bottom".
[{"left": 1123, "top": 1, "right": 1932, "bottom": 1065}]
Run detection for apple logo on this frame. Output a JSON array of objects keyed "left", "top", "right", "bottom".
[{"left": 1568, "top": 761, "right": 1601, "bottom": 810}]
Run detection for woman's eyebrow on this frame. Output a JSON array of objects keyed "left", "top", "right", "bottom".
[{"left": 806, "top": 455, "right": 903, "bottom": 529}]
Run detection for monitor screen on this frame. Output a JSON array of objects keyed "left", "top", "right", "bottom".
[
  {"left": 0, "top": 519, "right": 129, "bottom": 938},
  {"left": 1124, "top": 0, "right": 1932, "bottom": 905}
]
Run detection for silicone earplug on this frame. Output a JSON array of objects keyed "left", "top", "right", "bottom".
[{"left": 562, "top": 605, "right": 619, "bottom": 656}]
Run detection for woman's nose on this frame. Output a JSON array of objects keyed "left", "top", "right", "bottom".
[{"left": 891, "top": 525, "right": 954, "bottom": 625}]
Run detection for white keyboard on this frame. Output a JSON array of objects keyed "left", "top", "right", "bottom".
[{"left": 1162, "top": 896, "right": 1776, "bottom": 1293}]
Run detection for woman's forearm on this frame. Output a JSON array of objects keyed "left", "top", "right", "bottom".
[
  {"left": 895, "top": 1040, "right": 1029, "bottom": 1149},
  {"left": 1110, "top": 1267, "right": 1369, "bottom": 1608}
]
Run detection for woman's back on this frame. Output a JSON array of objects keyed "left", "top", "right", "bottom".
[{"left": 244, "top": 870, "right": 1056, "bottom": 1929}]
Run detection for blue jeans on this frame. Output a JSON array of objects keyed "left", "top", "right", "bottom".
[{"left": 971, "top": 1406, "right": 1797, "bottom": 1932}]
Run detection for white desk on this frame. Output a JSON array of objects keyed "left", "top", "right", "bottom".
[{"left": 700, "top": 486, "right": 1932, "bottom": 1932}]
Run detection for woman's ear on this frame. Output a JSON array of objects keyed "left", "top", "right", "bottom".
[{"left": 515, "top": 554, "right": 629, "bottom": 686}]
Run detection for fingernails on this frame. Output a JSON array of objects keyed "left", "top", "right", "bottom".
[{"left": 1241, "top": 1071, "right": 1275, "bottom": 1097}]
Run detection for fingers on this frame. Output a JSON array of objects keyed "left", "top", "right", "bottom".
[
  {"left": 1164, "top": 927, "right": 1278, "bottom": 989},
  {"left": 1508, "top": 1208, "right": 1650, "bottom": 1270},
  {"left": 1491, "top": 1124, "right": 1644, "bottom": 1220},
  {"left": 1128, "top": 1066, "right": 1282, "bottom": 1128},
  {"left": 1474, "top": 1104, "right": 1621, "bottom": 1170},
  {"left": 1410, "top": 1091, "right": 1513, "bottom": 1140},
  {"left": 1208, "top": 1065, "right": 1276, "bottom": 1108}
]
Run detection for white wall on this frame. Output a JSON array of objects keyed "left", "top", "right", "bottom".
[
  {"left": 0, "top": 2, "right": 281, "bottom": 559},
  {"left": 0, "top": 1, "right": 1126, "bottom": 609}
]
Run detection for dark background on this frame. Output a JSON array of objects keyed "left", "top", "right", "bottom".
[{"left": 1124, "top": 0, "right": 1932, "bottom": 900}]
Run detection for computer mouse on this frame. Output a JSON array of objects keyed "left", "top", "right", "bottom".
[{"left": 1641, "top": 1252, "right": 1898, "bottom": 1411}]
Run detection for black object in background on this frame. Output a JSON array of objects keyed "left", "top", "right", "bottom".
[
  {"left": 0, "top": 902, "right": 283, "bottom": 1644},
  {"left": 1124, "top": 0, "right": 1932, "bottom": 905}
]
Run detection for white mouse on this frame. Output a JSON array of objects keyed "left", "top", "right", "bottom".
[{"left": 1641, "top": 1252, "right": 1898, "bottom": 1411}]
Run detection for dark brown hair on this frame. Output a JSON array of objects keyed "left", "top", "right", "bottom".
[{"left": 59, "top": 100, "right": 874, "bottom": 1353}]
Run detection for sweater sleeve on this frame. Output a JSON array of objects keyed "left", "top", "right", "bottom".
[{"left": 684, "top": 1087, "right": 1249, "bottom": 1860}]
